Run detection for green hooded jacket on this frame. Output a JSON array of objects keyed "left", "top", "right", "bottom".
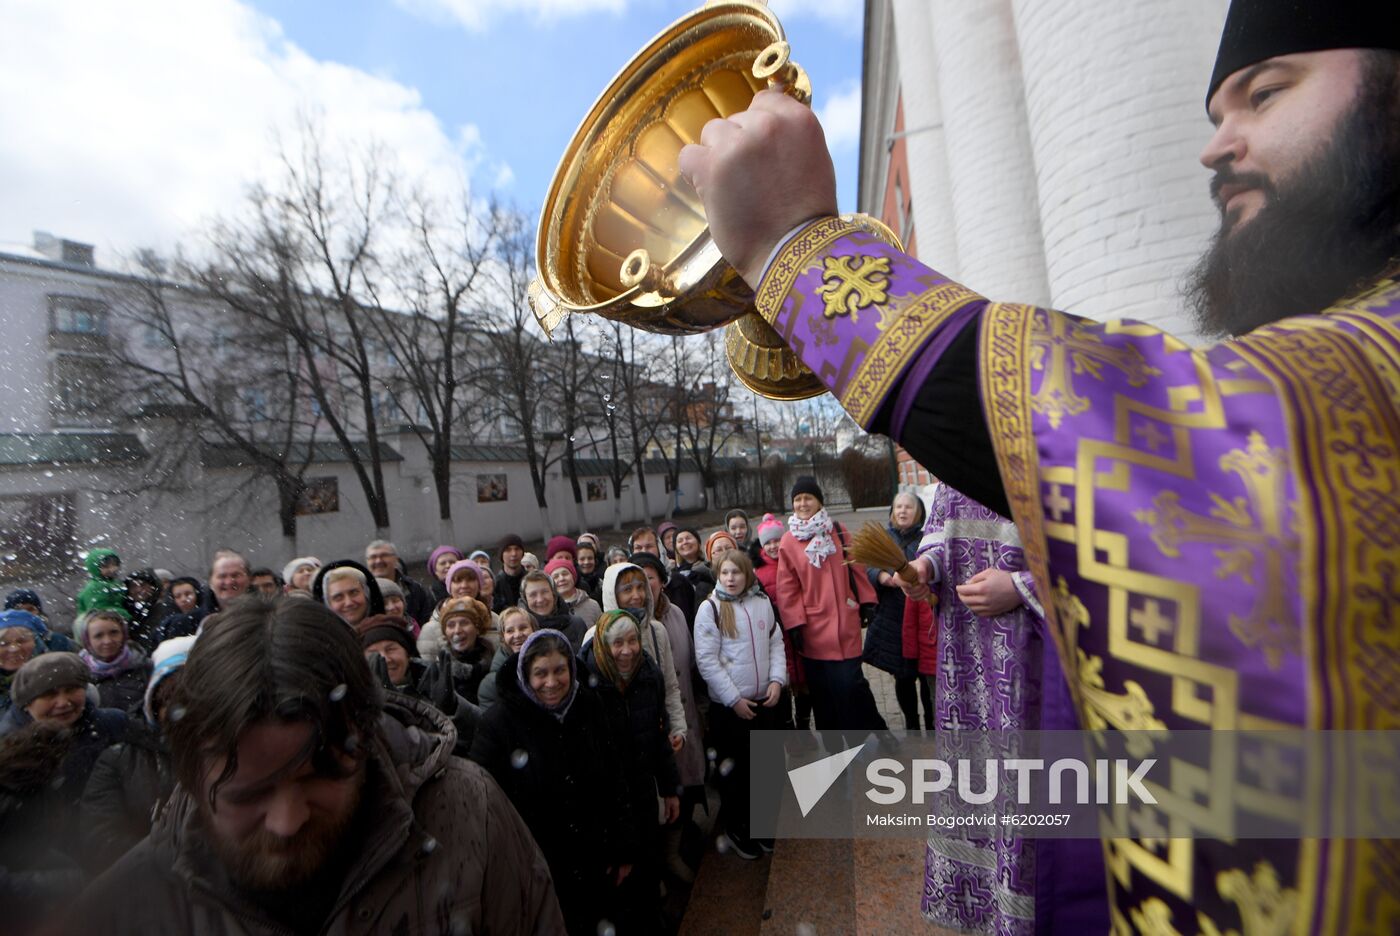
[{"left": 76, "top": 548, "right": 127, "bottom": 617}]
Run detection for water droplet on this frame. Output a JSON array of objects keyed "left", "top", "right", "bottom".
[
  {"left": 796, "top": 925, "right": 818, "bottom": 936},
  {"left": 43, "top": 471, "right": 54, "bottom": 478},
  {"left": 510, "top": 749, "right": 530, "bottom": 769},
  {"left": 706, "top": 746, "right": 718, "bottom": 762},
  {"left": 2, "top": 554, "right": 15, "bottom": 562},
  {"left": 587, "top": 674, "right": 599, "bottom": 688},
  {"left": 167, "top": 705, "right": 187, "bottom": 722},
  {"left": 718, "top": 757, "right": 735, "bottom": 777},
  {"left": 421, "top": 836, "right": 438, "bottom": 854},
  {"left": 330, "top": 683, "right": 348, "bottom": 702},
  {"left": 714, "top": 834, "right": 731, "bottom": 855},
  {"left": 596, "top": 922, "right": 616, "bottom": 936}
]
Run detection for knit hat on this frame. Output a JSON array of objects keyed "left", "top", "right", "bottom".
[
  {"left": 757, "top": 513, "right": 785, "bottom": 545},
  {"left": 426, "top": 546, "right": 463, "bottom": 581},
  {"left": 499, "top": 534, "right": 525, "bottom": 554},
  {"left": 376, "top": 578, "right": 404, "bottom": 602},
  {"left": 445, "top": 558, "right": 488, "bottom": 592},
  {"left": 627, "top": 551, "right": 668, "bottom": 585},
  {"left": 790, "top": 475, "right": 824, "bottom": 505},
  {"left": 468, "top": 549, "right": 491, "bottom": 564},
  {"left": 439, "top": 597, "right": 491, "bottom": 632},
  {"left": 144, "top": 634, "right": 196, "bottom": 725},
  {"left": 576, "top": 533, "right": 602, "bottom": 554},
  {"left": 521, "top": 552, "right": 540, "bottom": 571},
  {"left": 357, "top": 615, "right": 418, "bottom": 659},
  {"left": 656, "top": 520, "right": 678, "bottom": 543},
  {"left": 543, "top": 554, "right": 577, "bottom": 584},
  {"left": 281, "top": 556, "right": 320, "bottom": 586},
  {"left": 545, "top": 536, "right": 576, "bottom": 562},
  {"left": 4, "top": 589, "right": 43, "bottom": 614},
  {"left": 705, "top": 530, "right": 740, "bottom": 564},
  {"left": 11, "top": 652, "right": 88, "bottom": 711},
  {"left": 0, "top": 608, "right": 48, "bottom": 640}
]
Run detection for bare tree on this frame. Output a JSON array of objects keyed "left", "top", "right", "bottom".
[
  {"left": 478, "top": 211, "right": 562, "bottom": 537},
  {"left": 104, "top": 256, "right": 320, "bottom": 554},
  {"left": 192, "top": 127, "right": 401, "bottom": 537},
  {"left": 370, "top": 193, "right": 503, "bottom": 541},
  {"left": 675, "top": 333, "right": 741, "bottom": 509},
  {"left": 553, "top": 314, "right": 604, "bottom": 533}
]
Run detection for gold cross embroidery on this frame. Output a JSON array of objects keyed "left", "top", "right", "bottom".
[
  {"left": 818, "top": 254, "right": 891, "bottom": 322},
  {"left": 1029, "top": 314, "right": 1162, "bottom": 428},
  {"left": 1133, "top": 432, "right": 1299, "bottom": 669}
]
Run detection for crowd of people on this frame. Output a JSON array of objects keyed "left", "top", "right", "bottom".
[{"left": 0, "top": 475, "right": 963, "bottom": 935}]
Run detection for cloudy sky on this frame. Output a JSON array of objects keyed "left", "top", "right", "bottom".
[{"left": 0, "top": 0, "right": 865, "bottom": 263}]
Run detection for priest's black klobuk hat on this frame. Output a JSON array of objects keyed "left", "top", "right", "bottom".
[{"left": 1208, "top": 0, "right": 1400, "bottom": 108}]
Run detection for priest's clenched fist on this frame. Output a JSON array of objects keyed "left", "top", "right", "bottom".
[{"left": 678, "top": 89, "right": 839, "bottom": 288}]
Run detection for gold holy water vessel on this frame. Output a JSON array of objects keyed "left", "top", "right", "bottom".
[{"left": 528, "top": 0, "right": 900, "bottom": 401}]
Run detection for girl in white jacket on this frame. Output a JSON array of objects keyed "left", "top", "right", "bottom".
[{"left": 693, "top": 548, "right": 788, "bottom": 859}]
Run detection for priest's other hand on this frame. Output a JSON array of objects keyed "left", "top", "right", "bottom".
[
  {"left": 678, "top": 89, "right": 838, "bottom": 288},
  {"left": 956, "top": 569, "right": 1022, "bottom": 617}
]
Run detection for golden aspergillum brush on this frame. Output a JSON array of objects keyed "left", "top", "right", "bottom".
[{"left": 846, "top": 523, "right": 938, "bottom": 609}]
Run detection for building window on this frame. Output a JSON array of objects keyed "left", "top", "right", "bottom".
[
  {"left": 48, "top": 296, "right": 109, "bottom": 336},
  {"left": 50, "top": 354, "right": 107, "bottom": 415}
]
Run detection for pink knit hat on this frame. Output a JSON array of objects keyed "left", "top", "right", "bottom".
[
  {"left": 543, "top": 554, "right": 577, "bottom": 583},
  {"left": 757, "top": 513, "right": 785, "bottom": 546}
]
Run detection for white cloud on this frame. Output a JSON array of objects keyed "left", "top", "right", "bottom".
[
  {"left": 392, "top": 0, "right": 626, "bottom": 32},
  {"left": 817, "top": 80, "right": 862, "bottom": 151},
  {"left": 0, "top": 0, "right": 491, "bottom": 259}
]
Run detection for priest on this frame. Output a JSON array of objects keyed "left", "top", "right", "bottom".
[{"left": 678, "top": 1, "right": 1399, "bottom": 932}]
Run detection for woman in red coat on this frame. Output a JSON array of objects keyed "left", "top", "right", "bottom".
[{"left": 772, "top": 477, "right": 885, "bottom": 736}]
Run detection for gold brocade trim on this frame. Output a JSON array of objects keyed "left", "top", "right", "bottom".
[
  {"left": 1230, "top": 301, "right": 1400, "bottom": 935},
  {"left": 755, "top": 216, "right": 863, "bottom": 323},
  {"left": 842, "top": 281, "right": 982, "bottom": 427},
  {"left": 977, "top": 303, "right": 1070, "bottom": 698}
]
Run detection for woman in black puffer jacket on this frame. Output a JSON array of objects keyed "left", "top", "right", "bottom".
[
  {"left": 469, "top": 630, "right": 639, "bottom": 936},
  {"left": 861, "top": 491, "right": 933, "bottom": 732}
]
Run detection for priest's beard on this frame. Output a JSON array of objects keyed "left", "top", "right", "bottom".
[
  {"left": 1187, "top": 58, "right": 1400, "bottom": 338},
  {"left": 201, "top": 765, "right": 365, "bottom": 894}
]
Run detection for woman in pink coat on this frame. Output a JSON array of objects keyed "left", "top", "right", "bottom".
[{"left": 773, "top": 476, "right": 884, "bottom": 736}]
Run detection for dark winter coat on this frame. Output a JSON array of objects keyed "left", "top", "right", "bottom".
[
  {"left": 150, "top": 610, "right": 203, "bottom": 647},
  {"left": 674, "top": 560, "right": 714, "bottom": 607},
  {"left": 0, "top": 735, "right": 88, "bottom": 935},
  {"left": 59, "top": 696, "right": 564, "bottom": 936},
  {"left": 0, "top": 702, "right": 128, "bottom": 801},
  {"left": 88, "top": 647, "right": 153, "bottom": 714},
  {"left": 476, "top": 643, "right": 512, "bottom": 708},
  {"left": 387, "top": 656, "right": 482, "bottom": 757},
  {"left": 393, "top": 567, "right": 435, "bottom": 625},
  {"left": 80, "top": 719, "right": 173, "bottom": 872},
  {"left": 577, "top": 644, "right": 681, "bottom": 812},
  {"left": 469, "top": 653, "right": 639, "bottom": 936},
  {"left": 862, "top": 520, "right": 924, "bottom": 678},
  {"left": 446, "top": 640, "right": 494, "bottom": 705},
  {"left": 494, "top": 568, "right": 525, "bottom": 612}
]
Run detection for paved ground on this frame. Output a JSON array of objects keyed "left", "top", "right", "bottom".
[{"left": 677, "top": 506, "right": 939, "bottom": 934}]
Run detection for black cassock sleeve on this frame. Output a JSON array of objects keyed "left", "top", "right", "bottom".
[{"left": 870, "top": 315, "right": 1012, "bottom": 519}]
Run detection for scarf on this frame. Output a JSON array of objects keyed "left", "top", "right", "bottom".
[
  {"left": 516, "top": 629, "right": 579, "bottom": 722},
  {"left": 788, "top": 509, "right": 837, "bottom": 568},
  {"left": 712, "top": 583, "right": 762, "bottom": 602},
  {"left": 81, "top": 644, "right": 136, "bottom": 679}
]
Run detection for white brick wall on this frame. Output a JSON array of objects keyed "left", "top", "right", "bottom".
[
  {"left": 927, "top": 0, "right": 1050, "bottom": 305},
  {"left": 1010, "top": 0, "right": 1228, "bottom": 339},
  {"left": 891, "top": 0, "right": 959, "bottom": 275}
]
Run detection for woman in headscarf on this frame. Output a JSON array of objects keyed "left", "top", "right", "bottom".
[
  {"left": 477, "top": 607, "right": 536, "bottom": 708},
  {"left": 0, "top": 609, "right": 48, "bottom": 714},
  {"left": 862, "top": 491, "right": 934, "bottom": 732},
  {"left": 520, "top": 570, "right": 588, "bottom": 652},
  {"left": 469, "top": 629, "right": 638, "bottom": 935},
  {"left": 426, "top": 545, "right": 463, "bottom": 603},
  {"left": 579, "top": 611, "right": 681, "bottom": 934},
  {"left": 75, "top": 608, "right": 152, "bottom": 713}
]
